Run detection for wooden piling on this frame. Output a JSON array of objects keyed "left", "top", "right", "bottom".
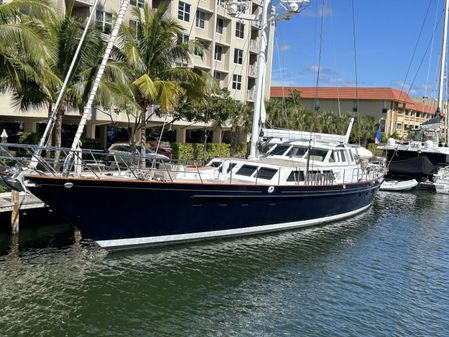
[{"left": 11, "top": 190, "right": 20, "bottom": 234}]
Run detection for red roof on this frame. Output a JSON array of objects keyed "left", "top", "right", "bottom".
[
  {"left": 405, "top": 102, "right": 436, "bottom": 114},
  {"left": 270, "top": 86, "right": 416, "bottom": 102},
  {"left": 270, "top": 86, "right": 436, "bottom": 114}
]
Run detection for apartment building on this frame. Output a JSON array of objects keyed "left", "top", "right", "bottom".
[
  {"left": 0, "top": 0, "right": 274, "bottom": 146},
  {"left": 270, "top": 86, "right": 443, "bottom": 139}
]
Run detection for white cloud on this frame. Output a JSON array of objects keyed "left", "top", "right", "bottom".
[{"left": 279, "top": 44, "right": 292, "bottom": 52}]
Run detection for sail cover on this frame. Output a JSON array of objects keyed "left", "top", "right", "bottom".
[{"left": 420, "top": 109, "right": 441, "bottom": 131}]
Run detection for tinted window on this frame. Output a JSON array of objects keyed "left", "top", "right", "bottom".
[
  {"left": 269, "top": 145, "right": 290, "bottom": 156},
  {"left": 308, "top": 149, "right": 328, "bottom": 161},
  {"left": 236, "top": 165, "right": 258, "bottom": 177},
  {"left": 210, "top": 161, "right": 222, "bottom": 167},
  {"left": 256, "top": 167, "right": 277, "bottom": 180},
  {"left": 287, "top": 171, "right": 305, "bottom": 182},
  {"left": 286, "top": 146, "right": 308, "bottom": 158}
]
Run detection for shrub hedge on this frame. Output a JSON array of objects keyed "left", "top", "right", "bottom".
[{"left": 170, "top": 143, "right": 247, "bottom": 161}]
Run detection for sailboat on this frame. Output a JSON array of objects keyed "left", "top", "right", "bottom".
[
  {"left": 379, "top": 0, "right": 449, "bottom": 183},
  {"left": 1, "top": 0, "right": 386, "bottom": 250}
]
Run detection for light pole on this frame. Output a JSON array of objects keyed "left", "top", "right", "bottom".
[{"left": 225, "top": 0, "right": 310, "bottom": 159}]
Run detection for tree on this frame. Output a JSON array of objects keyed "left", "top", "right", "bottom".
[
  {"left": 115, "top": 3, "right": 207, "bottom": 168},
  {"left": 1, "top": 1, "right": 128, "bottom": 166},
  {"left": 0, "top": 0, "right": 59, "bottom": 111}
]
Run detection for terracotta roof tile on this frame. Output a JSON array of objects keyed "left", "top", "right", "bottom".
[{"left": 270, "top": 86, "right": 436, "bottom": 114}]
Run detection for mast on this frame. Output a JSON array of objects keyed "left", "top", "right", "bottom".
[
  {"left": 63, "top": 0, "right": 130, "bottom": 174},
  {"left": 438, "top": 0, "right": 449, "bottom": 144},
  {"left": 248, "top": 0, "right": 270, "bottom": 159},
  {"left": 227, "top": 0, "right": 308, "bottom": 159},
  {"left": 29, "top": 0, "right": 100, "bottom": 168}
]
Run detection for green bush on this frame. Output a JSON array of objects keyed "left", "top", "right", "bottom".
[
  {"left": 80, "top": 138, "right": 103, "bottom": 150},
  {"left": 171, "top": 143, "right": 232, "bottom": 161},
  {"left": 0, "top": 181, "right": 8, "bottom": 193},
  {"left": 19, "top": 132, "right": 42, "bottom": 144}
]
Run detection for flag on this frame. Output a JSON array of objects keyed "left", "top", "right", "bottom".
[{"left": 374, "top": 128, "right": 381, "bottom": 144}]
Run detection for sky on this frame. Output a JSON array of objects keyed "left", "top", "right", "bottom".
[{"left": 271, "top": 0, "right": 446, "bottom": 99}]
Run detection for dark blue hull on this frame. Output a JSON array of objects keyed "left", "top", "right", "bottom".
[{"left": 26, "top": 176, "right": 382, "bottom": 249}]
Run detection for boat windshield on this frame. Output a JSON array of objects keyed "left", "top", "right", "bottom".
[
  {"left": 285, "top": 146, "right": 308, "bottom": 158},
  {"left": 268, "top": 145, "right": 291, "bottom": 156}
]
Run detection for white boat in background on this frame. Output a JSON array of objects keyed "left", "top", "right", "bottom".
[
  {"left": 433, "top": 167, "right": 449, "bottom": 194},
  {"left": 379, "top": 179, "right": 418, "bottom": 192}
]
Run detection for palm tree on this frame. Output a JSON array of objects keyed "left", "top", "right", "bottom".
[
  {"left": 2, "top": 1, "right": 128, "bottom": 166},
  {"left": 0, "top": 0, "right": 59, "bottom": 111},
  {"left": 115, "top": 3, "right": 207, "bottom": 167}
]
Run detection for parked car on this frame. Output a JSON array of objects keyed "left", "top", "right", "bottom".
[
  {"left": 108, "top": 143, "right": 169, "bottom": 167},
  {"left": 147, "top": 137, "right": 173, "bottom": 159}
]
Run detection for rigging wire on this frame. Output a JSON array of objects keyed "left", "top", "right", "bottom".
[
  {"left": 405, "top": 12, "right": 443, "bottom": 101},
  {"left": 351, "top": 0, "right": 360, "bottom": 144},
  {"left": 313, "top": 0, "right": 326, "bottom": 112},
  {"left": 398, "top": 0, "right": 433, "bottom": 102},
  {"left": 425, "top": 0, "right": 441, "bottom": 99}
]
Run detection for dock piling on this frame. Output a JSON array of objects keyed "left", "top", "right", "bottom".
[{"left": 11, "top": 191, "right": 20, "bottom": 234}]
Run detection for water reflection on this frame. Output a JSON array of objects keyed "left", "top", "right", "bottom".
[{"left": 1, "top": 191, "right": 449, "bottom": 336}]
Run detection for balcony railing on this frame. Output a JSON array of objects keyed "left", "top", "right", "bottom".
[
  {"left": 247, "top": 89, "right": 255, "bottom": 101},
  {"left": 248, "top": 64, "right": 257, "bottom": 77},
  {"left": 250, "top": 40, "right": 259, "bottom": 53}
]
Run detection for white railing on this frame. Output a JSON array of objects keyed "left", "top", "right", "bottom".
[
  {"left": 249, "top": 64, "right": 257, "bottom": 77},
  {"left": 250, "top": 40, "right": 259, "bottom": 53},
  {"left": 0, "top": 143, "right": 386, "bottom": 189}
]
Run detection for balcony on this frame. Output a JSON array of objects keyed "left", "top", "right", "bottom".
[
  {"left": 247, "top": 89, "right": 256, "bottom": 102},
  {"left": 74, "top": 0, "right": 94, "bottom": 6},
  {"left": 250, "top": 40, "right": 259, "bottom": 53},
  {"left": 248, "top": 64, "right": 257, "bottom": 77}
]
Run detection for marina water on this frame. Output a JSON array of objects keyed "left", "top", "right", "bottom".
[{"left": 1, "top": 191, "right": 448, "bottom": 336}]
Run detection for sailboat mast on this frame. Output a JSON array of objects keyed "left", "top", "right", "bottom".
[
  {"left": 248, "top": 0, "right": 271, "bottom": 159},
  {"left": 62, "top": 0, "right": 130, "bottom": 174},
  {"left": 438, "top": 0, "right": 449, "bottom": 143}
]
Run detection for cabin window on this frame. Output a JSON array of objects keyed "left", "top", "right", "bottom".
[
  {"left": 286, "top": 146, "right": 308, "bottom": 158},
  {"left": 308, "top": 149, "right": 328, "bottom": 162},
  {"left": 340, "top": 151, "right": 347, "bottom": 162},
  {"left": 219, "top": 162, "right": 237, "bottom": 173},
  {"left": 236, "top": 165, "right": 258, "bottom": 177},
  {"left": 209, "top": 161, "right": 222, "bottom": 167},
  {"left": 256, "top": 167, "right": 277, "bottom": 180},
  {"left": 287, "top": 171, "right": 305, "bottom": 182},
  {"left": 269, "top": 145, "right": 290, "bottom": 156},
  {"left": 348, "top": 151, "right": 354, "bottom": 162}
]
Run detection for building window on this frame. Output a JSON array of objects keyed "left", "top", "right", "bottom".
[
  {"left": 214, "top": 71, "right": 224, "bottom": 81},
  {"left": 129, "top": 19, "right": 141, "bottom": 38},
  {"left": 314, "top": 99, "right": 320, "bottom": 111},
  {"left": 216, "top": 18, "right": 224, "bottom": 34},
  {"left": 217, "top": 0, "right": 226, "bottom": 7},
  {"left": 96, "top": 10, "right": 113, "bottom": 34},
  {"left": 352, "top": 99, "right": 358, "bottom": 112},
  {"left": 178, "top": 1, "right": 190, "bottom": 22},
  {"left": 382, "top": 100, "right": 388, "bottom": 113},
  {"left": 234, "top": 48, "right": 243, "bottom": 64},
  {"left": 235, "top": 22, "right": 244, "bottom": 38},
  {"left": 178, "top": 33, "right": 189, "bottom": 44},
  {"left": 214, "top": 45, "right": 223, "bottom": 61},
  {"left": 232, "top": 74, "right": 242, "bottom": 90},
  {"left": 130, "top": 0, "right": 144, "bottom": 7},
  {"left": 196, "top": 10, "right": 205, "bottom": 28}
]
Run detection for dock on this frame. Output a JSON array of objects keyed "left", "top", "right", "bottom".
[{"left": 0, "top": 192, "right": 46, "bottom": 213}]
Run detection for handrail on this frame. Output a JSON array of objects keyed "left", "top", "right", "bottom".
[{"left": 0, "top": 143, "right": 386, "bottom": 186}]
